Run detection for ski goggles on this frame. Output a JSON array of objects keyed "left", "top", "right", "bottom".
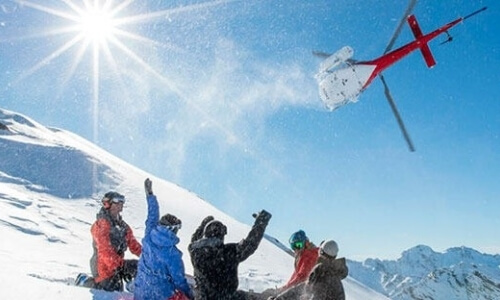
[
  {"left": 109, "top": 195, "right": 125, "bottom": 204},
  {"left": 291, "top": 241, "right": 305, "bottom": 251},
  {"left": 166, "top": 223, "right": 182, "bottom": 234}
]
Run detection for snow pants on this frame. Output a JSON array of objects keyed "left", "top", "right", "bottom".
[{"left": 86, "top": 259, "right": 138, "bottom": 291}]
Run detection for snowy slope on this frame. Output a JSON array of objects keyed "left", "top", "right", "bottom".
[
  {"left": 348, "top": 245, "right": 500, "bottom": 300},
  {"left": 0, "top": 107, "right": 389, "bottom": 299}
]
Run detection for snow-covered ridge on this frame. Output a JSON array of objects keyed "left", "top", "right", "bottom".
[
  {"left": 348, "top": 244, "right": 500, "bottom": 299},
  {"left": 0, "top": 107, "right": 388, "bottom": 299}
]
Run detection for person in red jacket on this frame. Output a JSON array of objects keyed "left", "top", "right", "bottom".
[
  {"left": 76, "top": 191, "right": 142, "bottom": 292},
  {"left": 260, "top": 230, "right": 319, "bottom": 299},
  {"left": 282, "top": 230, "right": 319, "bottom": 290}
]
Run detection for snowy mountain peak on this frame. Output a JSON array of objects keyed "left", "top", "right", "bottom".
[
  {"left": 0, "top": 108, "right": 116, "bottom": 199},
  {"left": 402, "top": 244, "right": 436, "bottom": 258},
  {"left": 398, "top": 244, "right": 438, "bottom": 272},
  {"left": 1, "top": 108, "right": 56, "bottom": 140},
  {"left": 445, "top": 246, "right": 487, "bottom": 263}
]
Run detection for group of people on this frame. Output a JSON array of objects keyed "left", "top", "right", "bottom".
[
  {"left": 75, "top": 178, "right": 347, "bottom": 300},
  {"left": 266, "top": 231, "right": 348, "bottom": 300}
]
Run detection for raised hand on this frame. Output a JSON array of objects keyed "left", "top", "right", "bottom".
[
  {"left": 254, "top": 209, "right": 272, "bottom": 225},
  {"left": 144, "top": 178, "right": 153, "bottom": 196}
]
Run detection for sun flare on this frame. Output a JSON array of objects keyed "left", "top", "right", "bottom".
[
  {"left": 77, "top": 7, "right": 116, "bottom": 44},
  {"left": 12, "top": 0, "right": 236, "bottom": 147}
]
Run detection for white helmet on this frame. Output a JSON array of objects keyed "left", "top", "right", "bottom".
[{"left": 320, "top": 240, "right": 339, "bottom": 258}]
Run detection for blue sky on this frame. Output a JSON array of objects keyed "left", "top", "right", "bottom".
[{"left": 1, "top": 0, "right": 499, "bottom": 260}]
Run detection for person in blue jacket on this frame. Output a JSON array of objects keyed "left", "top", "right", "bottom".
[{"left": 134, "top": 178, "right": 194, "bottom": 300}]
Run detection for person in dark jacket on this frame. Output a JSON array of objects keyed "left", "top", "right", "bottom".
[
  {"left": 305, "top": 240, "right": 347, "bottom": 300},
  {"left": 76, "top": 191, "right": 142, "bottom": 291},
  {"left": 271, "top": 240, "right": 348, "bottom": 300},
  {"left": 188, "top": 210, "right": 272, "bottom": 300},
  {"left": 134, "top": 178, "right": 194, "bottom": 300}
]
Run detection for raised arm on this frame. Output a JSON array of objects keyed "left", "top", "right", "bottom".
[
  {"left": 144, "top": 178, "right": 160, "bottom": 235},
  {"left": 236, "top": 210, "right": 272, "bottom": 262},
  {"left": 191, "top": 215, "right": 215, "bottom": 243}
]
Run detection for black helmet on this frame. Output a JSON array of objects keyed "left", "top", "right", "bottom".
[
  {"left": 204, "top": 220, "right": 227, "bottom": 239},
  {"left": 159, "top": 214, "right": 182, "bottom": 234},
  {"left": 102, "top": 191, "right": 125, "bottom": 208}
]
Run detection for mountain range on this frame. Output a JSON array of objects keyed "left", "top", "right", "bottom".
[{"left": 348, "top": 245, "right": 500, "bottom": 299}]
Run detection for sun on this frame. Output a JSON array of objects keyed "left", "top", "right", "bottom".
[{"left": 77, "top": 6, "right": 117, "bottom": 44}]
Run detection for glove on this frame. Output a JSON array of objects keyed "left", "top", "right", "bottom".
[
  {"left": 144, "top": 178, "right": 153, "bottom": 196},
  {"left": 254, "top": 209, "right": 272, "bottom": 226}
]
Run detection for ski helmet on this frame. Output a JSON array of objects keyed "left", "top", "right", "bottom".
[
  {"left": 204, "top": 220, "right": 227, "bottom": 239},
  {"left": 159, "top": 214, "right": 182, "bottom": 234},
  {"left": 102, "top": 191, "right": 125, "bottom": 208},
  {"left": 289, "top": 230, "right": 308, "bottom": 250},
  {"left": 319, "top": 240, "right": 339, "bottom": 258}
]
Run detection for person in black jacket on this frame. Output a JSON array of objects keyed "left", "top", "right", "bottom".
[
  {"left": 188, "top": 210, "right": 272, "bottom": 300},
  {"left": 305, "top": 240, "right": 347, "bottom": 300}
]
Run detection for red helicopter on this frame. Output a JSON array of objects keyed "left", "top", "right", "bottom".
[{"left": 315, "top": 0, "right": 487, "bottom": 151}]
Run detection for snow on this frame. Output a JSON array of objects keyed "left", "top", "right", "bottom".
[{"left": 0, "top": 107, "right": 389, "bottom": 299}]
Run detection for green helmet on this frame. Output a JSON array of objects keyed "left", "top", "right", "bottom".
[{"left": 289, "top": 230, "right": 308, "bottom": 250}]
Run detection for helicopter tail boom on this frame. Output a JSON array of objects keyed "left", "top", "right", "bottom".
[{"left": 407, "top": 15, "right": 436, "bottom": 68}]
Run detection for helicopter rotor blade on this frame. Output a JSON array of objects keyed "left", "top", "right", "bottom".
[
  {"left": 380, "top": 74, "right": 415, "bottom": 152},
  {"left": 384, "top": 0, "right": 417, "bottom": 54}
]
